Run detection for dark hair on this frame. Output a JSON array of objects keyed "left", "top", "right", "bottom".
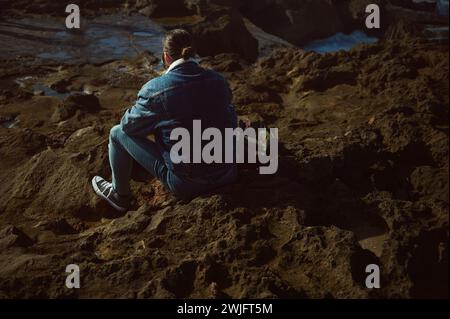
[{"left": 163, "top": 29, "right": 196, "bottom": 60}]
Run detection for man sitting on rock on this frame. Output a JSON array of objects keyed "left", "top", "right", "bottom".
[{"left": 91, "top": 29, "right": 238, "bottom": 212}]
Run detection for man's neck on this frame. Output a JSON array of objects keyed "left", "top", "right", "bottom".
[{"left": 165, "top": 58, "right": 197, "bottom": 74}]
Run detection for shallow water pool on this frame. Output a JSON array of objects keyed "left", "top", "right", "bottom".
[
  {"left": 303, "top": 30, "right": 379, "bottom": 54},
  {"left": 31, "top": 83, "right": 72, "bottom": 98},
  {"left": 0, "top": 14, "right": 166, "bottom": 64}
]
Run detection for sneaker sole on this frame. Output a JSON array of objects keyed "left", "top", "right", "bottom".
[{"left": 91, "top": 178, "right": 128, "bottom": 212}]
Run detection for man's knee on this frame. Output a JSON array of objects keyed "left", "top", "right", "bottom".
[{"left": 109, "top": 125, "right": 125, "bottom": 143}]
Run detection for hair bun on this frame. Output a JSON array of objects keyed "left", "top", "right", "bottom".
[{"left": 181, "top": 46, "right": 193, "bottom": 59}]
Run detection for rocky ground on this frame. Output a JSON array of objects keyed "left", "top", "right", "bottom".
[{"left": 0, "top": 0, "right": 448, "bottom": 299}]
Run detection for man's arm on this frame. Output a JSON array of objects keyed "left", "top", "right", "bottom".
[{"left": 120, "top": 85, "right": 165, "bottom": 137}]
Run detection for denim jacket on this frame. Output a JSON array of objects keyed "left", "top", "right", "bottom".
[{"left": 120, "top": 60, "right": 238, "bottom": 180}]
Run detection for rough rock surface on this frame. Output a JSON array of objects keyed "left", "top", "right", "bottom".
[{"left": 0, "top": 35, "right": 447, "bottom": 298}]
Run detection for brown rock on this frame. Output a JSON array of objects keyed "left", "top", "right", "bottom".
[
  {"left": 0, "top": 225, "right": 33, "bottom": 249},
  {"left": 187, "top": 8, "right": 259, "bottom": 62}
]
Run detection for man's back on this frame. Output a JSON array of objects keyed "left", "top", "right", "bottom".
[{"left": 121, "top": 60, "right": 238, "bottom": 179}]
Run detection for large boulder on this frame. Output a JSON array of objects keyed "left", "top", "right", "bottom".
[
  {"left": 132, "top": 1, "right": 259, "bottom": 61},
  {"left": 135, "top": 0, "right": 196, "bottom": 17},
  {"left": 241, "top": 0, "right": 345, "bottom": 46},
  {"left": 186, "top": 8, "right": 259, "bottom": 62},
  {"left": 184, "top": 0, "right": 241, "bottom": 15}
]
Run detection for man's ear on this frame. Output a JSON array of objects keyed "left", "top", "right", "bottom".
[{"left": 163, "top": 52, "right": 173, "bottom": 68}]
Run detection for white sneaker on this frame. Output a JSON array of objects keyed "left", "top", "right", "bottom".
[{"left": 91, "top": 176, "right": 130, "bottom": 212}]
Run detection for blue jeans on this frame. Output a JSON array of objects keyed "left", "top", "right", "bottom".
[{"left": 109, "top": 125, "right": 237, "bottom": 200}]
